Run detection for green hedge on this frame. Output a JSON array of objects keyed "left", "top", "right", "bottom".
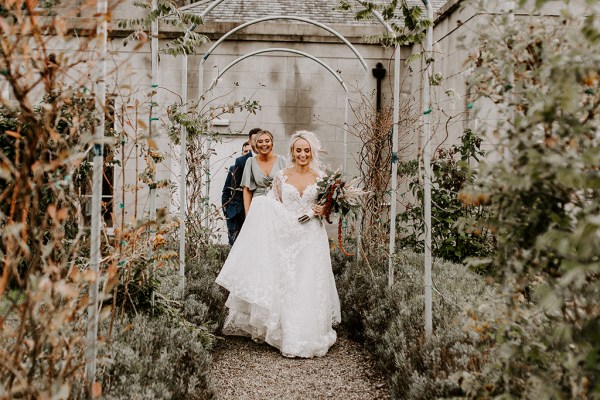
[{"left": 335, "top": 250, "right": 494, "bottom": 399}]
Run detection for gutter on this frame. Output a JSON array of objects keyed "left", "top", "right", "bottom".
[{"left": 434, "top": 0, "right": 464, "bottom": 24}]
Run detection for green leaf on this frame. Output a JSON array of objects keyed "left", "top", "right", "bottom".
[{"left": 405, "top": 52, "right": 421, "bottom": 65}]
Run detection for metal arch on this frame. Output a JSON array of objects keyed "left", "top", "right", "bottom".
[
  {"left": 187, "top": 2, "right": 367, "bottom": 255},
  {"left": 370, "top": 9, "right": 395, "bottom": 34},
  {"left": 210, "top": 48, "right": 346, "bottom": 91},
  {"left": 207, "top": 47, "right": 351, "bottom": 173},
  {"left": 177, "top": 0, "right": 228, "bottom": 33},
  {"left": 202, "top": 15, "right": 369, "bottom": 76},
  {"left": 194, "top": 12, "right": 372, "bottom": 242}
]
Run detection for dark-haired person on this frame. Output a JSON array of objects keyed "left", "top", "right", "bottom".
[
  {"left": 241, "top": 141, "right": 251, "bottom": 156},
  {"left": 221, "top": 128, "right": 261, "bottom": 245}
]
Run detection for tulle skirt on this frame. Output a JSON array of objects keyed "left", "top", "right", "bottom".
[{"left": 215, "top": 196, "right": 341, "bottom": 358}]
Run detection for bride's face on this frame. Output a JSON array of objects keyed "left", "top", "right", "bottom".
[
  {"left": 256, "top": 133, "right": 273, "bottom": 155},
  {"left": 293, "top": 138, "right": 312, "bottom": 167}
]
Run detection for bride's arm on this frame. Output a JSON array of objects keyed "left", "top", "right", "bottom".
[{"left": 271, "top": 170, "right": 283, "bottom": 203}]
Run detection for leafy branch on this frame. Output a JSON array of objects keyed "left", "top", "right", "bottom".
[
  {"left": 117, "top": 0, "right": 207, "bottom": 56},
  {"left": 338, "top": 0, "right": 432, "bottom": 46}
]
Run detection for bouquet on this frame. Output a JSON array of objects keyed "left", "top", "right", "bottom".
[{"left": 298, "top": 168, "right": 367, "bottom": 256}]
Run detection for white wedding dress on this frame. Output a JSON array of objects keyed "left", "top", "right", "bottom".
[{"left": 215, "top": 170, "right": 341, "bottom": 358}]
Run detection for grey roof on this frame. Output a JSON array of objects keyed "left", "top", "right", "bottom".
[{"left": 182, "top": 0, "right": 448, "bottom": 27}]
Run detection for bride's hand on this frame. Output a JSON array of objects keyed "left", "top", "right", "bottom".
[{"left": 312, "top": 204, "right": 325, "bottom": 217}]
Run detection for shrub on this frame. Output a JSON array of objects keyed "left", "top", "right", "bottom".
[
  {"left": 396, "top": 130, "right": 495, "bottom": 265},
  {"left": 107, "top": 218, "right": 182, "bottom": 318},
  {"left": 335, "top": 250, "right": 494, "bottom": 399},
  {"left": 98, "top": 314, "right": 215, "bottom": 400},
  {"left": 0, "top": 3, "right": 96, "bottom": 396},
  {"left": 457, "top": 286, "right": 599, "bottom": 399},
  {"left": 182, "top": 243, "right": 229, "bottom": 332}
]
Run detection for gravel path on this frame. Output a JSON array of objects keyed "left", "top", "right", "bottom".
[{"left": 211, "top": 331, "right": 389, "bottom": 400}]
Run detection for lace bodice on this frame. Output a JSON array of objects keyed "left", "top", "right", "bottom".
[{"left": 269, "top": 170, "right": 320, "bottom": 216}]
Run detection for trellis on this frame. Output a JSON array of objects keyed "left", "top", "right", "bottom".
[{"left": 87, "top": 0, "right": 436, "bottom": 387}]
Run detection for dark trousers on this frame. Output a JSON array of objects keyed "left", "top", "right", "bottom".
[{"left": 226, "top": 213, "right": 245, "bottom": 246}]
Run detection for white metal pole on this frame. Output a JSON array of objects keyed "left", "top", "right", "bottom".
[
  {"left": 197, "top": 55, "right": 204, "bottom": 218},
  {"left": 149, "top": 0, "right": 158, "bottom": 223},
  {"left": 344, "top": 86, "right": 359, "bottom": 260},
  {"left": 179, "top": 54, "right": 188, "bottom": 288},
  {"left": 86, "top": 0, "right": 107, "bottom": 387},
  {"left": 388, "top": 44, "right": 400, "bottom": 288},
  {"left": 203, "top": 60, "right": 216, "bottom": 230},
  {"left": 423, "top": 0, "right": 433, "bottom": 338},
  {"left": 202, "top": 61, "right": 212, "bottom": 232}
]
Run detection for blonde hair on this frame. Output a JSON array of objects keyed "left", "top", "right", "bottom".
[
  {"left": 288, "top": 130, "right": 323, "bottom": 172},
  {"left": 256, "top": 130, "right": 274, "bottom": 143}
]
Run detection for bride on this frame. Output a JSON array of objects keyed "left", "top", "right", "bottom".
[{"left": 215, "top": 130, "right": 341, "bottom": 358}]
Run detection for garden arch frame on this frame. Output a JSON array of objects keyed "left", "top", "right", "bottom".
[
  {"left": 197, "top": 15, "right": 371, "bottom": 174},
  {"left": 178, "top": 13, "right": 372, "bottom": 272}
]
